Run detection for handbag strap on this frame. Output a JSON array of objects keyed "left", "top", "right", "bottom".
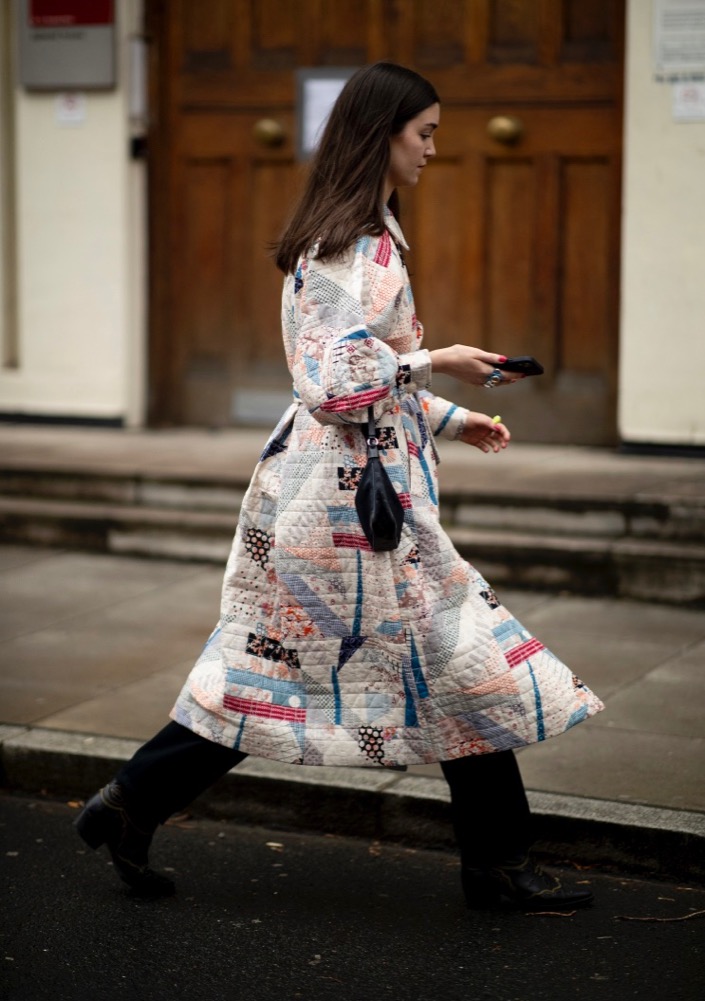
[{"left": 364, "top": 405, "right": 379, "bottom": 458}]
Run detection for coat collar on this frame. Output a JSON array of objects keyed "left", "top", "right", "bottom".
[{"left": 384, "top": 206, "right": 410, "bottom": 251}]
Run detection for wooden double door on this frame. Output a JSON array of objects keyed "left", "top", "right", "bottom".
[{"left": 147, "top": 0, "right": 624, "bottom": 443}]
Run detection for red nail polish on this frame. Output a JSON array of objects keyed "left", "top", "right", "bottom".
[{"left": 498, "top": 355, "right": 507, "bottom": 363}]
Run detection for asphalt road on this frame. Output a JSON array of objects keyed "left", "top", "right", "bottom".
[{"left": 1, "top": 791, "right": 703, "bottom": 1001}]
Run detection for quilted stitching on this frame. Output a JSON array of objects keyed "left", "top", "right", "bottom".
[{"left": 172, "top": 211, "right": 603, "bottom": 766}]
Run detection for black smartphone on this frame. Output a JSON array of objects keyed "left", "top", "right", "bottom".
[{"left": 496, "top": 355, "right": 544, "bottom": 376}]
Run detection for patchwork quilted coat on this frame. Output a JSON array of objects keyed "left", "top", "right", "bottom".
[{"left": 172, "top": 210, "right": 603, "bottom": 767}]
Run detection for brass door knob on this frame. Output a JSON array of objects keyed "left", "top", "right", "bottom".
[
  {"left": 487, "top": 115, "right": 523, "bottom": 144},
  {"left": 253, "top": 118, "right": 286, "bottom": 147}
]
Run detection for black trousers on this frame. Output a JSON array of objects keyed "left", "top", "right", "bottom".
[
  {"left": 116, "top": 721, "right": 532, "bottom": 866},
  {"left": 116, "top": 721, "right": 246, "bottom": 825},
  {"left": 440, "top": 751, "right": 533, "bottom": 866}
]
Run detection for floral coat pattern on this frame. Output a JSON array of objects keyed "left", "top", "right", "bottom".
[{"left": 172, "top": 210, "right": 603, "bottom": 767}]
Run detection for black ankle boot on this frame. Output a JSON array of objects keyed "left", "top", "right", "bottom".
[
  {"left": 74, "top": 782, "right": 175, "bottom": 897},
  {"left": 462, "top": 854, "right": 593, "bottom": 910}
]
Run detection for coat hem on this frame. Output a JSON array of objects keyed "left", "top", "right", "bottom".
[{"left": 170, "top": 692, "right": 604, "bottom": 770}]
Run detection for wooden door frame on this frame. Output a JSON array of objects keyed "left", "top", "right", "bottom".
[{"left": 145, "top": 0, "right": 175, "bottom": 426}]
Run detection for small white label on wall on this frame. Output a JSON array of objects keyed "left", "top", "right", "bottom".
[
  {"left": 55, "top": 92, "right": 86, "bottom": 127},
  {"left": 673, "top": 81, "right": 705, "bottom": 119}
]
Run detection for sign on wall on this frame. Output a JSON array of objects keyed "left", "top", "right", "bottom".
[
  {"left": 653, "top": 0, "right": 705, "bottom": 80},
  {"left": 17, "top": 0, "right": 116, "bottom": 90}
]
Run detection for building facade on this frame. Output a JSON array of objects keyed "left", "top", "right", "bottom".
[{"left": 1, "top": 0, "right": 703, "bottom": 448}]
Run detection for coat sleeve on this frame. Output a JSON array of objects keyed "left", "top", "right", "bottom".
[
  {"left": 417, "top": 389, "right": 469, "bottom": 441},
  {"left": 291, "top": 234, "right": 432, "bottom": 426}
]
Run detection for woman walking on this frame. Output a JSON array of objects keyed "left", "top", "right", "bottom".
[{"left": 76, "top": 62, "right": 603, "bottom": 909}]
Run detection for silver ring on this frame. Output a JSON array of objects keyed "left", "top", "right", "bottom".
[{"left": 484, "top": 368, "right": 503, "bottom": 389}]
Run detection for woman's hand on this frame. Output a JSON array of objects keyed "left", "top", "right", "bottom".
[
  {"left": 429, "top": 345, "right": 522, "bottom": 387},
  {"left": 457, "top": 413, "right": 510, "bottom": 453}
]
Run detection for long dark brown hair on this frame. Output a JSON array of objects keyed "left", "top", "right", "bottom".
[{"left": 275, "top": 62, "right": 439, "bottom": 275}]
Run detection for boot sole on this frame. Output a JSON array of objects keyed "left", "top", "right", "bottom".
[{"left": 463, "top": 871, "right": 594, "bottom": 910}]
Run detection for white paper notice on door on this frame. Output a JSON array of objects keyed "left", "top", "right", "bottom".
[{"left": 296, "top": 68, "right": 356, "bottom": 160}]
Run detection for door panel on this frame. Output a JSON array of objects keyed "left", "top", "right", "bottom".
[
  {"left": 486, "top": 159, "right": 534, "bottom": 357},
  {"left": 177, "top": 159, "right": 234, "bottom": 425},
  {"left": 407, "top": 103, "right": 621, "bottom": 442},
  {"left": 148, "top": 0, "right": 623, "bottom": 442},
  {"left": 562, "top": 160, "right": 612, "bottom": 371},
  {"left": 164, "top": 109, "right": 300, "bottom": 425}
]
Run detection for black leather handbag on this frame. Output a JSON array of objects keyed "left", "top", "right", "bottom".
[{"left": 355, "top": 406, "right": 404, "bottom": 552}]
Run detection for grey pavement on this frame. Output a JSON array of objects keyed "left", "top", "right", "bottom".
[{"left": 1, "top": 542, "right": 704, "bottom": 880}]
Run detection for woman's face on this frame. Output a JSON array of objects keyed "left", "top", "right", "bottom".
[{"left": 387, "top": 103, "right": 440, "bottom": 194}]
